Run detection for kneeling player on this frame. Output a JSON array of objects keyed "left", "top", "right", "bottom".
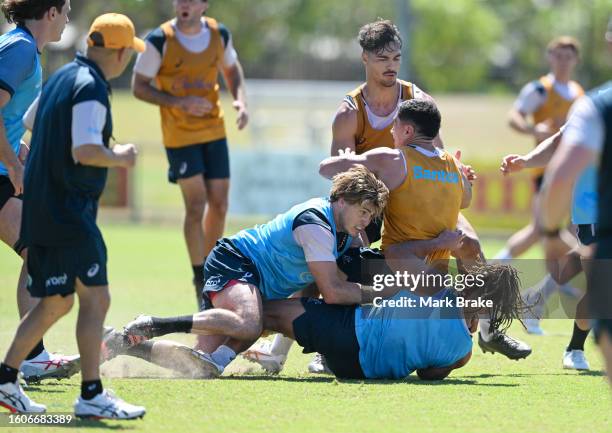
[{"left": 101, "top": 166, "right": 389, "bottom": 376}]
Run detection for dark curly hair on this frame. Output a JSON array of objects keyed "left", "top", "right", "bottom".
[
  {"left": 1, "top": 0, "right": 66, "bottom": 25},
  {"left": 358, "top": 19, "right": 402, "bottom": 55},
  {"left": 460, "top": 263, "right": 531, "bottom": 334}
]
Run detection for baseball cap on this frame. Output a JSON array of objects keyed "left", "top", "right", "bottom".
[{"left": 87, "top": 13, "right": 145, "bottom": 53}]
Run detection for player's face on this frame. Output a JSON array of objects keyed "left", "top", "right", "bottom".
[
  {"left": 174, "top": 0, "right": 209, "bottom": 25},
  {"left": 338, "top": 199, "right": 375, "bottom": 237},
  {"left": 49, "top": 0, "right": 71, "bottom": 42},
  {"left": 363, "top": 44, "right": 401, "bottom": 88},
  {"left": 547, "top": 47, "right": 578, "bottom": 76}
]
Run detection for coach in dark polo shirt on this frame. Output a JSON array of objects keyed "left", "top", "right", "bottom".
[{"left": 0, "top": 14, "right": 146, "bottom": 418}]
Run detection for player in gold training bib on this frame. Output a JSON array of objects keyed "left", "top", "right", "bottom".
[
  {"left": 497, "top": 37, "right": 583, "bottom": 262},
  {"left": 322, "top": 99, "right": 470, "bottom": 268},
  {"left": 132, "top": 0, "right": 248, "bottom": 308}
]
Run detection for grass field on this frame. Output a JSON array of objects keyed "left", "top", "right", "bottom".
[{"left": 0, "top": 222, "right": 610, "bottom": 433}]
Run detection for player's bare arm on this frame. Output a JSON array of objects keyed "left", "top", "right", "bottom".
[
  {"left": 73, "top": 143, "right": 137, "bottom": 169},
  {"left": 319, "top": 147, "right": 404, "bottom": 190},
  {"left": 500, "top": 129, "right": 563, "bottom": 175},
  {"left": 131, "top": 72, "right": 212, "bottom": 116},
  {"left": 308, "top": 261, "right": 399, "bottom": 305},
  {"left": 416, "top": 351, "right": 472, "bottom": 381},
  {"left": 221, "top": 60, "right": 248, "bottom": 130},
  {"left": 0, "top": 89, "right": 24, "bottom": 194},
  {"left": 508, "top": 108, "right": 552, "bottom": 143},
  {"left": 330, "top": 101, "right": 359, "bottom": 156},
  {"left": 459, "top": 167, "right": 472, "bottom": 209}
]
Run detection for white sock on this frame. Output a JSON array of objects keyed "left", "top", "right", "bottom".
[
  {"left": 479, "top": 318, "right": 494, "bottom": 341},
  {"left": 211, "top": 345, "right": 236, "bottom": 368},
  {"left": 493, "top": 248, "right": 513, "bottom": 260},
  {"left": 270, "top": 334, "right": 293, "bottom": 357}
]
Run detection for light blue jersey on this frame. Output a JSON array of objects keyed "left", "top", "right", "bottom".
[
  {"left": 230, "top": 197, "right": 352, "bottom": 300},
  {"left": 571, "top": 165, "right": 597, "bottom": 225},
  {"left": 0, "top": 26, "right": 41, "bottom": 176},
  {"left": 355, "top": 289, "right": 473, "bottom": 379}
]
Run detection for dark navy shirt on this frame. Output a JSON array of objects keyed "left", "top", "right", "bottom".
[{"left": 21, "top": 54, "right": 112, "bottom": 247}]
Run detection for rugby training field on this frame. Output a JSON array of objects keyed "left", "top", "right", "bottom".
[{"left": 0, "top": 223, "right": 609, "bottom": 433}]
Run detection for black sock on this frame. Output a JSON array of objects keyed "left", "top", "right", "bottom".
[
  {"left": 81, "top": 380, "right": 103, "bottom": 400},
  {"left": 151, "top": 316, "right": 194, "bottom": 336},
  {"left": 25, "top": 340, "right": 45, "bottom": 361},
  {"left": 567, "top": 322, "right": 590, "bottom": 351},
  {"left": 0, "top": 363, "right": 19, "bottom": 385},
  {"left": 125, "top": 341, "right": 154, "bottom": 362},
  {"left": 192, "top": 264, "right": 205, "bottom": 288}
]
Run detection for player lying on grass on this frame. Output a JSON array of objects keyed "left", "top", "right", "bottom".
[
  {"left": 102, "top": 166, "right": 389, "bottom": 377},
  {"left": 101, "top": 233, "right": 528, "bottom": 380}
]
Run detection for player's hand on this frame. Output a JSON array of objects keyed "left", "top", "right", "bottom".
[
  {"left": 178, "top": 96, "right": 213, "bottom": 117},
  {"left": 233, "top": 100, "right": 248, "bottom": 130},
  {"left": 454, "top": 150, "right": 477, "bottom": 182},
  {"left": 18, "top": 140, "right": 30, "bottom": 165},
  {"left": 113, "top": 143, "right": 138, "bottom": 168},
  {"left": 500, "top": 154, "right": 526, "bottom": 175},
  {"left": 7, "top": 161, "right": 24, "bottom": 195},
  {"left": 437, "top": 229, "right": 465, "bottom": 252},
  {"left": 338, "top": 147, "right": 356, "bottom": 157}
]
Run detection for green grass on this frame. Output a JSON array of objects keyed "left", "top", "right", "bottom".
[{"left": 0, "top": 223, "right": 610, "bottom": 433}]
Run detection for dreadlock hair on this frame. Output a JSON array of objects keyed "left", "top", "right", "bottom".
[{"left": 463, "top": 262, "right": 531, "bottom": 334}]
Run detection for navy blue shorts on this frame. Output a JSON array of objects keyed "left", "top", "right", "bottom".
[
  {"left": 0, "top": 175, "right": 20, "bottom": 211},
  {"left": 165, "top": 138, "right": 230, "bottom": 183},
  {"left": 201, "top": 238, "right": 260, "bottom": 310},
  {"left": 293, "top": 297, "right": 365, "bottom": 379},
  {"left": 27, "top": 234, "right": 108, "bottom": 298},
  {"left": 576, "top": 224, "right": 598, "bottom": 246},
  {"left": 337, "top": 247, "right": 390, "bottom": 285}
]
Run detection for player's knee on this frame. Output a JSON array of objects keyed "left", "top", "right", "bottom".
[
  {"left": 184, "top": 199, "right": 206, "bottom": 221},
  {"left": 207, "top": 195, "right": 228, "bottom": 216}
]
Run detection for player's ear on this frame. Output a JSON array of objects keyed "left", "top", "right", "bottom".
[{"left": 361, "top": 51, "right": 368, "bottom": 65}]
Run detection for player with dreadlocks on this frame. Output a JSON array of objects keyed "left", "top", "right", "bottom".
[{"left": 103, "top": 232, "right": 528, "bottom": 381}]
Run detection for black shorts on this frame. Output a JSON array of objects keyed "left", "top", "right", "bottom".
[
  {"left": 165, "top": 138, "right": 230, "bottom": 183},
  {"left": 0, "top": 175, "right": 20, "bottom": 211},
  {"left": 201, "top": 238, "right": 261, "bottom": 310},
  {"left": 293, "top": 297, "right": 365, "bottom": 379},
  {"left": 27, "top": 234, "right": 108, "bottom": 298},
  {"left": 337, "top": 247, "right": 390, "bottom": 285},
  {"left": 533, "top": 175, "right": 544, "bottom": 192},
  {"left": 576, "top": 224, "right": 598, "bottom": 246}
]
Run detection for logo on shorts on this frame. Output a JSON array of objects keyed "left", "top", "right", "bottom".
[
  {"left": 87, "top": 263, "right": 100, "bottom": 278},
  {"left": 238, "top": 272, "right": 253, "bottom": 282},
  {"left": 205, "top": 275, "right": 222, "bottom": 288},
  {"left": 179, "top": 162, "right": 188, "bottom": 175},
  {"left": 45, "top": 273, "right": 68, "bottom": 288}
]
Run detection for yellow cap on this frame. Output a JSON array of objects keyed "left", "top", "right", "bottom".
[{"left": 87, "top": 13, "right": 145, "bottom": 53}]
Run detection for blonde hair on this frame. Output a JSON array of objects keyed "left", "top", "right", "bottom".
[
  {"left": 330, "top": 166, "right": 389, "bottom": 218},
  {"left": 547, "top": 36, "right": 580, "bottom": 56}
]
